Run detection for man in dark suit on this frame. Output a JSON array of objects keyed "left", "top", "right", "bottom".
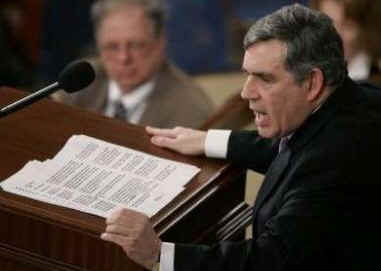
[{"left": 101, "top": 4, "right": 381, "bottom": 270}]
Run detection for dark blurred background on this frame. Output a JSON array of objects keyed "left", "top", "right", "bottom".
[{"left": 0, "top": 0, "right": 308, "bottom": 91}]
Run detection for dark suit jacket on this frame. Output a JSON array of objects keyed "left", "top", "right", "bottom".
[
  {"left": 174, "top": 78, "right": 381, "bottom": 270},
  {"left": 52, "top": 60, "right": 214, "bottom": 128}
]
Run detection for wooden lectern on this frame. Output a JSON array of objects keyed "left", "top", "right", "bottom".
[{"left": 0, "top": 87, "right": 252, "bottom": 271}]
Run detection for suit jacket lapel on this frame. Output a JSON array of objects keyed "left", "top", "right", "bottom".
[
  {"left": 139, "top": 77, "right": 168, "bottom": 125},
  {"left": 252, "top": 144, "right": 292, "bottom": 221},
  {"left": 84, "top": 66, "right": 109, "bottom": 113},
  {"left": 139, "top": 63, "right": 167, "bottom": 125},
  {"left": 139, "top": 63, "right": 179, "bottom": 126}
]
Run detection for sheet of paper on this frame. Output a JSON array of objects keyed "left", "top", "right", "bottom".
[{"left": 0, "top": 135, "right": 200, "bottom": 218}]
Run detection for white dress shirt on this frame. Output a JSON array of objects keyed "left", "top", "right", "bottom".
[{"left": 104, "top": 79, "right": 155, "bottom": 124}]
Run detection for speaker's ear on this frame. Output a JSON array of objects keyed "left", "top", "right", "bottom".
[{"left": 306, "top": 67, "right": 325, "bottom": 102}]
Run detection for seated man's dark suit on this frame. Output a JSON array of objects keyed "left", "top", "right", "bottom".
[{"left": 174, "top": 77, "right": 381, "bottom": 270}]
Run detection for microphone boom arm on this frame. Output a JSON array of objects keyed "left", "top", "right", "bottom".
[
  {"left": 0, "top": 82, "right": 59, "bottom": 118},
  {"left": 0, "top": 60, "right": 95, "bottom": 118}
]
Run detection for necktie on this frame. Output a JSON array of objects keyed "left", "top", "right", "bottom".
[
  {"left": 114, "top": 101, "right": 128, "bottom": 121},
  {"left": 278, "top": 137, "right": 289, "bottom": 153}
]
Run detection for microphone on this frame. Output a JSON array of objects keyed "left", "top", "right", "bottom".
[{"left": 0, "top": 60, "right": 95, "bottom": 117}]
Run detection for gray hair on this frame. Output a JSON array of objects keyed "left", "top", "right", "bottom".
[
  {"left": 244, "top": 4, "right": 347, "bottom": 87},
  {"left": 91, "top": 0, "right": 167, "bottom": 38}
]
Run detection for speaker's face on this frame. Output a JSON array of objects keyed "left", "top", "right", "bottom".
[{"left": 241, "top": 40, "right": 317, "bottom": 139}]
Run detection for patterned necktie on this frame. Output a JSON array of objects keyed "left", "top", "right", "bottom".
[{"left": 114, "top": 101, "right": 128, "bottom": 121}]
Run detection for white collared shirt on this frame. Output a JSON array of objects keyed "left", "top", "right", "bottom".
[
  {"left": 105, "top": 79, "right": 155, "bottom": 124},
  {"left": 348, "top": 52, "right": 371, "bottom": 81}
]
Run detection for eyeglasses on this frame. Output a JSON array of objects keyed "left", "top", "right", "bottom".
[{"left": 99, "top": 40, "right": 153, "bottom": 56}]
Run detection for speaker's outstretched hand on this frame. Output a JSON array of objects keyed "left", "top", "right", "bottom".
[{"left": 146, "top": 126, "right": 206, "bottom": 156}]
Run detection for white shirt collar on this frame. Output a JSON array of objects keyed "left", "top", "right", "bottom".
[
  {"left": 108, "top": 79, "right": 155, "bottom": 108},
  {"left": 348, "top": 52, "right": 371, "bottom": 81},
  {"left": 105, "top": 78, "right": 156, "bottom": 123}
]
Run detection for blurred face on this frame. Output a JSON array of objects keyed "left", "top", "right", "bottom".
[
  {"left": 319, "top": 0, "right": 359, "bottom": 61},
  {"left": 241, "top": 40, "right": 314, "bottom": 139},
  {"left": 97, "top": 5, "right": 166, "bottom": 93}
]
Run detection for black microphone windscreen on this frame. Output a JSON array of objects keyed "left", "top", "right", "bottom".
[{"left": 58, "top": 60, "right": 96, "bottom": 93}]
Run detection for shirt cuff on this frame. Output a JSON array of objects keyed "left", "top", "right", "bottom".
[
  {"left": 204, "top": 129, "right": 232, "bottom": 158},
  {"left": 159, "top": 242, "right": 175, "bottom": 271}
]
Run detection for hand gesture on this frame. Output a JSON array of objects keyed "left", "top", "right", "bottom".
[
  {"left": 146, "top": 126, "right": 207, "bottom": 156},
  {"left": 101, "top": 208, "right": 161, "bottom": 270}
]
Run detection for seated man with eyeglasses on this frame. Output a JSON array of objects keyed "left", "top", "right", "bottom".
[{"left": 52, "top": 0, "right": 214, "bottom": 128}]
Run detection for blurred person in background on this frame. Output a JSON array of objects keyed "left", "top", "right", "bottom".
[
  {"left": 310, "top": 0, "right": 381, "bottom": 85},
  {"left": 52, "top": 0, "right": 214, "bottom": 128}
]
